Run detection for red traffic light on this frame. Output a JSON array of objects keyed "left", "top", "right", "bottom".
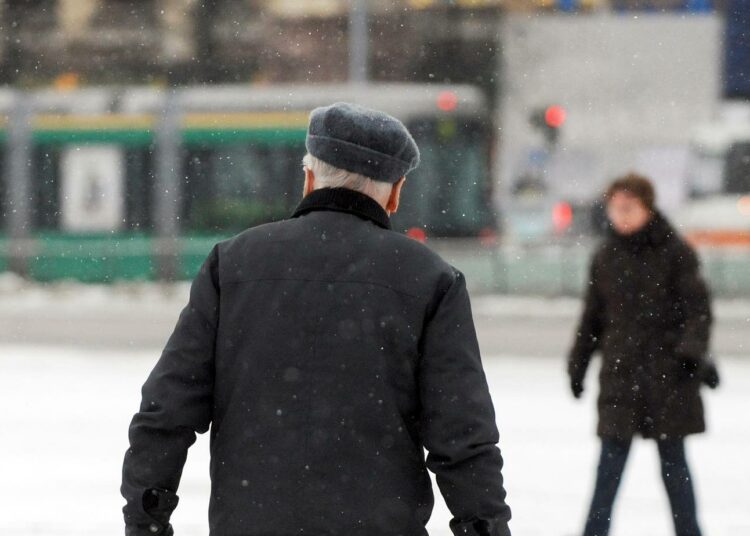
[
  {"left": 552, "top": 201, "right": 573, "bottom": 233},
  {"left": 436, "top": 90, "right": 458, "bottom": 112},
  {"left": 544, "top": 105, "right": 566, "bottom": 128}
]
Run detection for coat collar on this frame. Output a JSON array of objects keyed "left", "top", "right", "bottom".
[
  {"left": 608, "top": 210, "right": 675, "bottom": 249},
  {"left": 290, "top": 187, "right": 391, "bottom": 230}
]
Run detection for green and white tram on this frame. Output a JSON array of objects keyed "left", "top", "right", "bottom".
[{"left": 0, "top": 84, "right": 495, "bottom": 281}]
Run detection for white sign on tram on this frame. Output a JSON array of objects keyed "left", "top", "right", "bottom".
[{"left": 61, "top": 145, "right": 125, "bottom": 232}]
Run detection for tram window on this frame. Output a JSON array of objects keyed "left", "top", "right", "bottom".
[
  {"left": 725, "top": 142, "right": 750, "bottom": 194},
  {"left": 0, "top": 150, "right": 5, "bottom": 232},
  {"left": 181, "top": 143, "right": 305, "bottom": 233},
  {"left": 123, "top": 147, "right": 155, "bottom": 232},
  {"left": 30, "top": 147, "right": 61, "bottom": 230},
  {"left": 392, "top": 118, "right": 494, "bottom": 236},
  {"left": 256, "top": 144, "right": 307, "bottom": 209}
]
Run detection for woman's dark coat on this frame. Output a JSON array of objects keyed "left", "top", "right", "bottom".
[
  {"left": 568, "top": 212, "right": 713, "bottom": 440},
  {"left": 121, "top": 187, "right": 511, "bottom": 536}
]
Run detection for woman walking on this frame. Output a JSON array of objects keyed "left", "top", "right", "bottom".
[{"left": 568, "top": 173, "right": 719, "bottom": 536}]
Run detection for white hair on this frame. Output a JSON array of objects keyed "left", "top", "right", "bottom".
[{"left": 302, "top": 153, "right": 394, "bottom": 202}]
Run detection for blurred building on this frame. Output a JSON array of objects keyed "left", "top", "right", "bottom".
[
  {"left": 0, "top": 0, "right": 495, "bottom": 88},
  {"left": 0, "top": 0, "right": 727, "bottom": 90}
]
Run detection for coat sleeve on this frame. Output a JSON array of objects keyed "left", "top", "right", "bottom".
[
  {"left": 418, "top": 268, "right": 512, "bottom": 536},
  {"left": 672, "top": 243, "right": 712, "bottom": 362},
  {"left": 121, "top": 244, "right": 220, "bottom": 536},
  {"left": 568, "top": 253, "right": 604, "bottom": 383}
]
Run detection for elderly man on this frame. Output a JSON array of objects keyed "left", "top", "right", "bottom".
[{"left": 121, "top": 102, "right": 512, "bottom": 536}]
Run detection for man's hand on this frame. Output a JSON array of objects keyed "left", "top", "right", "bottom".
[{"left": 570, "top": 376, "right": 584, "bottom": 399}]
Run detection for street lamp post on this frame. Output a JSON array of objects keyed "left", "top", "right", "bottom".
[{"left": 348, "top": 0, "right": 369, "bottom": 83}]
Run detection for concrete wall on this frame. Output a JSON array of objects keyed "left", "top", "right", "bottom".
[{"left": 496, "top": 13, "right": 722, "bottom": 225}]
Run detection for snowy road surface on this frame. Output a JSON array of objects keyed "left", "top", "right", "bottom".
[
  {"left": 1, "top": 280, "right": 749, "bottom": 358},
  {"left": 1, "top": 345, "right": 748, "bottom": 536}
]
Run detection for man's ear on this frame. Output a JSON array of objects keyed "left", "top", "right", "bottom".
[
  {"left": 303, "top": 166, "right": 315, "bottom": 197},
  {"left": 385, "top": 177, "right": 406, "bottom": 214}
]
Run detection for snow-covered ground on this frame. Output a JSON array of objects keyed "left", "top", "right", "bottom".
[{"left": 1, "top": 345, "right": 747, "bottom": 536}]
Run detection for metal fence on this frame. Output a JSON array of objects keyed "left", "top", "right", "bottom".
[
  {"left": 0, "top": 236, "right": 747, "bottom": 297},
  {"left": 431, "top": 239, "right": 750, "bottom": 298}
]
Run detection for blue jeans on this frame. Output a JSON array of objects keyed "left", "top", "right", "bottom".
[{"left": 583, "top": 438, "right": 702, "bottom": 536}]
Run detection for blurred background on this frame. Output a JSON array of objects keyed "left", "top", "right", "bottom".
[
  {"left": 1, "top": 1, "right": 749, "bottom": 536},
  {"left": 0, "top": 0, "right": 748, "bottom": 294}
]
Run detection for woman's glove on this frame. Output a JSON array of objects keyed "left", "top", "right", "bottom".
[
  {"left": 700, "top": 360, "right": 720, "bottom": 389},
  {"left": 677, "top": 356, "right": 701, "bottom": 381}
]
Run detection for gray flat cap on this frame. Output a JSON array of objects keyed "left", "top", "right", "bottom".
[{"left": 305, "top": 102, "right": 420, "bottom": 183}]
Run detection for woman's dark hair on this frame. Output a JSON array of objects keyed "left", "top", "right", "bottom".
[{"left": 604, "top": 172, "right": 655, "bottom": 210}]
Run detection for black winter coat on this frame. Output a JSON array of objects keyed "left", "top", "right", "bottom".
[
  {"left": 122, "top": 187, "right": 511, "bottom": 536},
  {"left": 568, "top": 212, "right": 713, "bottom": 440}
]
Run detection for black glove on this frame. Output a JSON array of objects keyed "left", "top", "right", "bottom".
[
  {"left": 126, "top": 488, "right": 177, "bottom": 536},
  {"left": 570, "top": 376, "right": 584, "bottom": 399},
  {"left": 701, "top": 360, "right": 720, "bottom": 389}
]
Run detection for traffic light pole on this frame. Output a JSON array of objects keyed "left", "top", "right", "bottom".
[{"left": 348, "top": 0, "right": 368, "bottom": 83}]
